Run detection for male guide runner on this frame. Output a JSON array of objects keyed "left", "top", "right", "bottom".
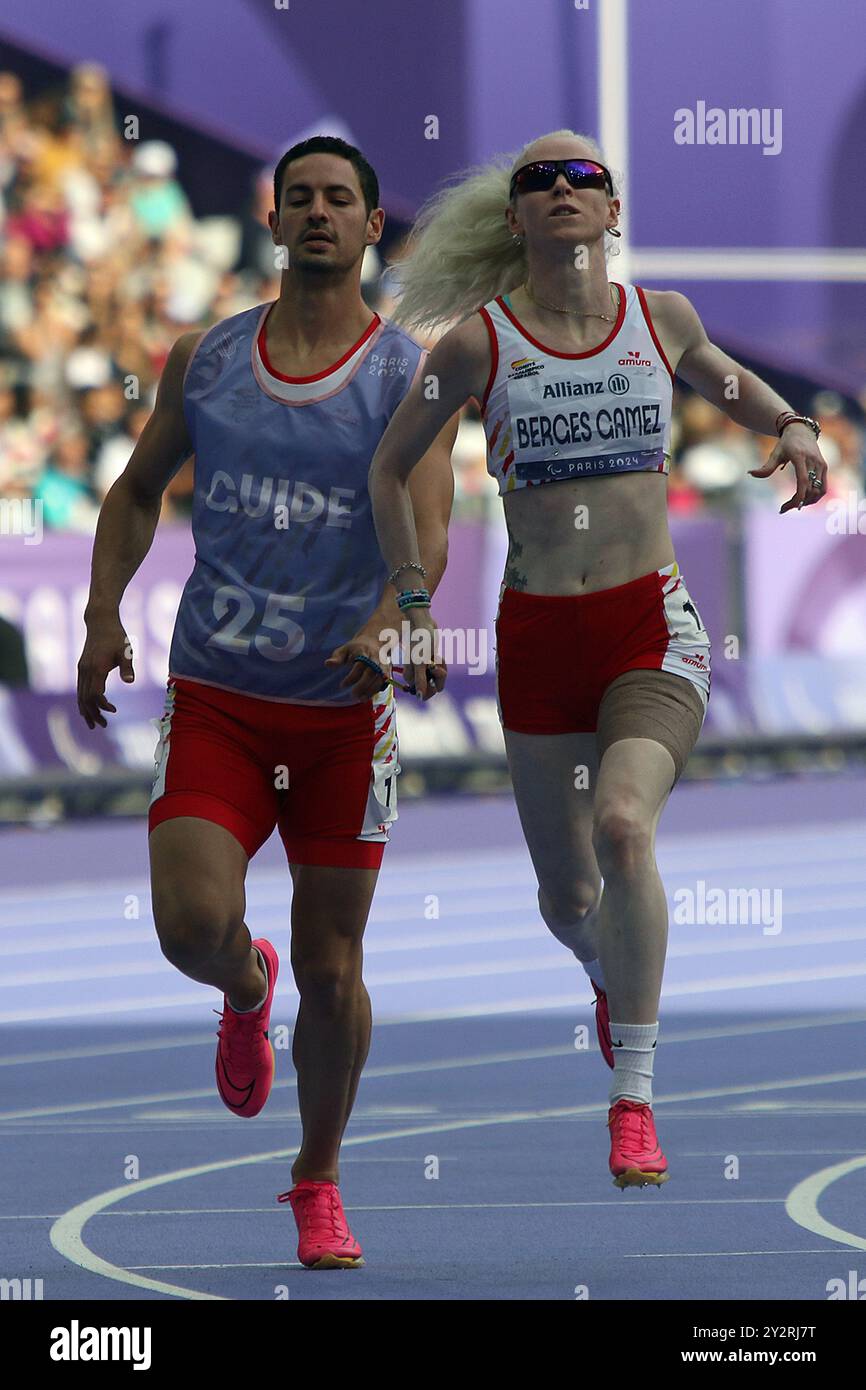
[
  {"left": 369, "top": 129, "right": 827, "bottom": 1190},
  {"left": 78, "top": 137, "right": 457, "bottom": 1268}
]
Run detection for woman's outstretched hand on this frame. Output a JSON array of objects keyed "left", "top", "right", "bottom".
[{"left": 749, "top": 423, "right": 828, "bottom": 514}]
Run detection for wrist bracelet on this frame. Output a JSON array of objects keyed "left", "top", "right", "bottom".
[
  {"left": 353, "top": 652, "right": 385, "bottom": 679},
  {"left": 776, "top": 412, "right": 821, "bottom": 440},
  {"left": 387, "top": 560, "right": 428, "bottom": 587},
  {"left": 396, "top": 588, "right": 431, "bottom": 610}
]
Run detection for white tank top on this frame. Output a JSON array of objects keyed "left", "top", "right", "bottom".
[{"left": 478, "top": 282, "right": 674, "bottom": 493}]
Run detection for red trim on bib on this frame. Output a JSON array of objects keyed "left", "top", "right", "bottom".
[
  {"left": 495, "top": 282, "right": 626, "bottom": 360},
  {"left": 635, "top": 286, "right": 675, "bottom": 381},
  {"left": 257, "top": 302, "right": 381, "bottom": 383},
  {"left": 478, "top": 305, "right": 499, "bottom": 414}
]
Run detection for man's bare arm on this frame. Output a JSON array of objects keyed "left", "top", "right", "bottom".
[{"left": 78, "top": 330, "right": 201, "bottom": 728}]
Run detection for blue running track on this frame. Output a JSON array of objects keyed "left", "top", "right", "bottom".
[{"left": 1, "top": 775, "right": 865, "bottom": 1300}]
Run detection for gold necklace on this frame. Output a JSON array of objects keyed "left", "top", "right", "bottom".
[{"left": 522, "top": 281, "right": 619, "bottom": 322}]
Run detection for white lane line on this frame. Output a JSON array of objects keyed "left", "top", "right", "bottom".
[
  {"left": 0, "top": 822, "right": 843, "bottom": 888},
  {"left": 2, "top": 1111, "right": 857, "bottom": 1134},
  {"left": 662, "top": 962, "right": 866, "bottom": 998},
  {"left": 0, "top": 920, "right": 539, "bottom": 959},
  {"left": 2, "top": 1197, "right": 785, "bottom": 1222},
  {"left": 127, "top": 1262, "right": 303, "bottom": 1270},
  {"left": 785, "top": 1155, "right": 866, "bottom": 1253},
  {"left": 737, "top": 1101, "right": 866, "bottom": 1112},
  {"left": 0, "top": 990, "right": 222, "bottom": 1024},
  {"left": 0, "top": 960, "right": 193, "bottom": 988},
  {"left": 50, "top": 1113, "right": 580, "bottom": 1301},
  {"left": 667, "top": 922, "right": 866, "bottom": 956},
  {"left": 5, "top": 845, "right": 866, "bottom": 926},
  {"left": 3, "top": 951, "right": 866, "bottom": 1027},
  {"left": 9, "top": 867, "right": 866, "bottom": 936},
  {"left": 0, "top": 929, "right": 164, "bottom": 958},
  {"left": 378, "top": 966, "right": 866, "bottom": 1022},
  {"left": 681, "top": 1151, "right": 866, "bottom": 1157},
  {"left": 0, "top": 1033, "right": 217, "bottom": 1069},
  {"left": 7, "top": 897, "right": 866, "bottom": 963},
  {"left": 7, "top": 1007, "right": 866, "bottom": 1122},
  {"left": 126, "top": 1251, "right": 839, "bottom": 1267},
  {"left": 621, "top": 1248, "right": 846, "bottom": 1258},
  {"left": 0, "top": 860, "right": 545, "bottom": 920},
  {"left": 0, "top": 1044, "right": 569, "bottom": 1120},
  {"left": 4, "top": 823, "right": 866, "bottom": 917},
  {"left": 7, "top": 915, "right": 866, "bottom": 984},
  {"left": 0, "top": 942, "right": 568, "bottom": 988},
  {"left": 0, "top": 884, "right": 547, "bottom": 930},
  {"left": 6, "top": 946, "right": 866, "bottom": 1020},
  {"left": 0, "top": 851, "right": 544, "bottom": 908},
  {"left": 0, "top": 1109, "right": 831, "bottom": 1131},
  {"left": 4, "top": 1007, "right": 866, "bottom": 1072},
  {"left": 50, "top": 1066, "right": 866, "bottom": 1300},
  {"left": 113, "top": 1197, "right": 788, "bottom": 1213}
]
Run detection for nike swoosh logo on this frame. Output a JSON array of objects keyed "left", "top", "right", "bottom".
[{"left": 216, "top": 1051, "right": 255, "bottom": 1109}]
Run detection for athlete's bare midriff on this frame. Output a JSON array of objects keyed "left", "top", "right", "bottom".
[{"left": 501, "top": 470, "right": 675, "bottom": 595}]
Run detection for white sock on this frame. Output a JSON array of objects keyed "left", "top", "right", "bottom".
[
  {"left": 228, "top": 947, "right": 268, "bottom": 1014},
  {"left": 608, "top": 1020, "right": 658, "bottom": 1106}
]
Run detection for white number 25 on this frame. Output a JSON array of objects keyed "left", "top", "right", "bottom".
[{"left": 206, "top": 585, "right": 305, "bottom": 662}]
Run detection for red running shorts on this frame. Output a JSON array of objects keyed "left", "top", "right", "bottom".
[
  {"left": 148, "top": 676, "right": 399, "bottom": 869},
  {"left": 495, "top": 562, "right": 711, "bottom": 767}
]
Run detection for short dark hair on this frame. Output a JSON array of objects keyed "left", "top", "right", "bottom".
[{"left": 273, "top": 136, "right": 380, "bottom": 216}]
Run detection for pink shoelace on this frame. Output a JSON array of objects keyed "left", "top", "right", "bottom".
[
  {"left": 610, "top": 1101, "right": 657, "bottom": 1158},
  {"left": 213, "top": 1005, "right": 267, "bottom": 1068},
  {"left": 277, "top": 1185, "right": 346, "bottom": 1241}
]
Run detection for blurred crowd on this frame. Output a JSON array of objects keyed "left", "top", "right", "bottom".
[{"left": 1, "top": 63, "right": 864, "bottom": 533}]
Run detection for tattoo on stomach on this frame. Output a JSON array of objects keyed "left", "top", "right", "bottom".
[
  {"left": 504, "top": 532, "right": 528, "bottom": 590},
  {"left": 504, "top": 566, "right": 528, "bottom": 590}
]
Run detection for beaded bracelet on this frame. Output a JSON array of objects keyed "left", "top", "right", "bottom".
[{"left": 396, "top": 588, "right": 431, "bottom": 610}]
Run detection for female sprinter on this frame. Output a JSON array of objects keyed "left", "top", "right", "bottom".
[{"left": 369, "top": 130, "right": 827, "bottom": 1188}]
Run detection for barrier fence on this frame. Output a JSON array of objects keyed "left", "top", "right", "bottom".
[{"left": 2, "top": 511, "right": 866, "bottom": 821}]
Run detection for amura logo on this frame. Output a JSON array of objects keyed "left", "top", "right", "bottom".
[{"left": 617, "top": 349, "right": 652, "bottom": 367}]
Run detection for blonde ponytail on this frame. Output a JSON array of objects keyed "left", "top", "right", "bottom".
[{"left": 390, "top": 130, "right": 621, "bottom": 334}]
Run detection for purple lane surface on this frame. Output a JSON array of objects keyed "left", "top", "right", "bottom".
[{"left": 2, "top": 772, "right": 865, "bottom": 889}]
